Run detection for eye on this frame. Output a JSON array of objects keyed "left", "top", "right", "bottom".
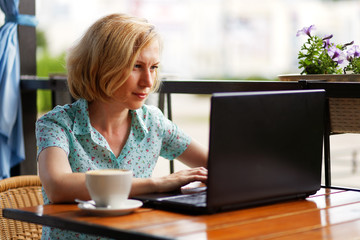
[
  {"left": 150, "top": 65, "right": 159, "bottom": 71},
  {"left": 134, "top": 64, "right": 142, "bottom": 69}
]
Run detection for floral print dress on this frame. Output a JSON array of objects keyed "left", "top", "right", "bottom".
[{"left": 36, "top": 98, "right": 191, "bottom": 240}]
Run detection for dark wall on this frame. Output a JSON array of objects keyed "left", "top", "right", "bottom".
[{"left": 17, "top": 0, "right": 37, "bottom": 175}]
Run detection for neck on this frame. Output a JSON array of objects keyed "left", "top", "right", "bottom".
[
  {"left": 88, "top": 100, "right": 131, "bottom": 133},
  {"left": 88, "top": 100, "right": 132, "bottom": 158}
]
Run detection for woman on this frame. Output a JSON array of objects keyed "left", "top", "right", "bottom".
[{"left": 36, "top": 13, "right": 207, "bottom": 239}]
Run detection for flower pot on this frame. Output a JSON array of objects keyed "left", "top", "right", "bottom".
[
  {"left": 278, "top": 74, "right": 360, "bottom": 134},
  {"left": 278, "top": 74, "right": 360, "bottom": 82}
]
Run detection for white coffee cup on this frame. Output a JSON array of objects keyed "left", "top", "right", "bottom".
[{"left": 85, "top": 169, "right": 132, "bottom": 208}]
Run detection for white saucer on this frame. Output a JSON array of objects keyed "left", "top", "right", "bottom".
[{"left": 78, "top": 199, "right": 143, "bottom": 216}]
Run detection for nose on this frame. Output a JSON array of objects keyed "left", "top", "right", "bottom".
[{"left": 139, "top": 69, "right": 154, "bottom": 88}]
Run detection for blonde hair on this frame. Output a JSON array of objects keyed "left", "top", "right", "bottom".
[{"left": 66, "top": 13, "right": 161, "bottom": 102}]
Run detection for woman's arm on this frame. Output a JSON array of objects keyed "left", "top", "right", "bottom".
[
  {"left": 177, "top": 138, "right": 208, "bottom": 168},
  {"left": 38, "top": 147, "right": 90, "bottom": 203},
  {"left": 39, "top": 146, "right": 208, "bottom": 202}
]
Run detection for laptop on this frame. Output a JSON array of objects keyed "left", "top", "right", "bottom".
[{"left": 133, "top": 89, "right": 325, "bottom": 214}]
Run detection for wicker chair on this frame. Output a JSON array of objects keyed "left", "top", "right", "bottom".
[{"left": 0, "top": 175, "right": 43, "bottom": 240}]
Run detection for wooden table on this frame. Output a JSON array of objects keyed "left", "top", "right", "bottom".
[{"left": 3, "top": 188, "right": 360, "bottom": 239}]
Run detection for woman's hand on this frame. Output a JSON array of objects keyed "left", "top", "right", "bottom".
[
  {"left": 153, "top": 167, "right": 208, "bottom": 193},
  {"left": 130, "top": 167, "right": 207, "bottom": 197}
]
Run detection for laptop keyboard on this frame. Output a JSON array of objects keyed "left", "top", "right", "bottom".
[{"left": 160, "top": 191, "right": 207, "bottom": 206}]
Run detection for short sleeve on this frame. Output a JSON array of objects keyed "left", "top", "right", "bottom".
[
  {"left": 156, "top": 108, "right": 191, "bottom": 160},
  {"left": 35, "top": 109, "right": 71, "bottom": 157}
]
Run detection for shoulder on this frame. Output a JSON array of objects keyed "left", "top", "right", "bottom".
[{"left": 36, "top": 99, "right": 83, "bottom": 128}]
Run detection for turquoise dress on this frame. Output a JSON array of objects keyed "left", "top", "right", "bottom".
[{"left": 36, "top": 98, "right": 191, "bottom": 240}]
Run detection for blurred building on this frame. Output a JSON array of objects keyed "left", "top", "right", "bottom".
[{"left": 35, "top": 0, "right": 360, "bottom": 79}]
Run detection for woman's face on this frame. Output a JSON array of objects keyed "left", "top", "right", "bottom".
[{"left": 112, "top": 40, "right": 160, "bottom": 110}]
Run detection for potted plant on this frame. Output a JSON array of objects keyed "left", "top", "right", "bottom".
[
  {"left": 279, "top": 25, "right": 360, "bottom": 136},
  {"left": 279, "top": 25, "right": 360, "bottom": 82}
]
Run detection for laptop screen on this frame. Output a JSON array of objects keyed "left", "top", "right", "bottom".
[{"left": 207, "top": 90, "right": 325, "bottom": 209}]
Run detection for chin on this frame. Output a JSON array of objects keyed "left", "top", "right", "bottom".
[{"left": 128, "top": 103, "right": 144, "bottom": 110}]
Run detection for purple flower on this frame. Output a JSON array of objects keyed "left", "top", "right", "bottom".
[
  {"left": 347, "top": 45, "right": 360, "bottom": 61},
  {"left": 323, "top": 34, "right": 333, "bottom": 49},
  {"left": 296, "top": 25, "right": 316, "bottom": 37},
  {"left": 327, "top": 45, "right": 346, "bottom": 64},
  {"left": 343, "top": 41, "right": 354, "bottom": 49}
]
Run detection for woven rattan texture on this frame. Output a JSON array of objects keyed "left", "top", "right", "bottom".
[
  {"left": 0, "top": 176, "right": 43, "bottom": 240},
  {"left": 329, "top": 98, "right": 360, "bottom": 134}
]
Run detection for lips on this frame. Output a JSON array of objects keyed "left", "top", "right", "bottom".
[{"left": 133, "top": 92, "right": 148, "bottom": 99}]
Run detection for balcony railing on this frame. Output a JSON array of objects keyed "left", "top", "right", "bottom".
[{"left": 18, "top": 76, "right": 360, "bottom": 191}]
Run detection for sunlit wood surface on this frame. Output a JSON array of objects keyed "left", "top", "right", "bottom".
[{"left": 3, "top": 188, "right": 360, "bottom": 239}]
